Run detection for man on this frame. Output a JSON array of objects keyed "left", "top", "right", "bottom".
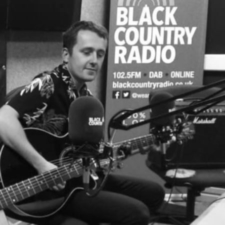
[{"left": 0, "top": 21, "right": 164, "bottom": 225}]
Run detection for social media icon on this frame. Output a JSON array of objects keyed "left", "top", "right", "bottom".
[
  {"left": 113, "top": 91, "right": 121, "bottom": 99},
  {"left": 122, "top": 90, "right": 130, "bottom": 99}
]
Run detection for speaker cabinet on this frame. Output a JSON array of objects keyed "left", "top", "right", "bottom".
[
  {"left": 166, "top": 110, "right": 225, "bottom": 169},
  {"left": 148, "top": 86, "right": 225, "bottom": 169}
]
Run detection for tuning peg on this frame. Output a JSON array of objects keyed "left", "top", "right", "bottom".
[
  {"left": 171, "top": 135, "right": 176, "bottom": 142},
  {"left": 117, "top": 161, "right": 124, "bottom": 169},
  {"left": 118, "top": 143, "right": 132, "bottom": 157}
]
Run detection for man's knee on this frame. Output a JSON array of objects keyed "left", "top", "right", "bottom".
[{"left": 130, "top": 203, "right": 150, "bottom": 225}]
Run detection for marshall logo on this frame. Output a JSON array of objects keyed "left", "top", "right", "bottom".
[
  {"left": 193, "top": 117, "right": 217, "bottom": 124},
  {"left": 89, "top": 117, "right": 104, "bottom": 126}
]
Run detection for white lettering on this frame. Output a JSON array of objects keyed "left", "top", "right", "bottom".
[
  {"left": 114, "top": 27, "right": 126, "bottom": 45},
  {"left": 116, "top": 8, "right": 128, "bottom": 25},
  {"left": 193, "top": 117, "right": 217, "bottom": 124},
  {"left": 152, "top": 7, "right": 164, "bottom": 26},
  {"left": 115, "top": 45, "right": 176, "bottom": 64},
  {"left": 171, "top": 71, "right": 194, "bottom": 78},
  {"left": 116, "top": 6, "right": 177, "bottom": 26},
  {"left": 149, "top": 71, "right": 163, "bottom": 78},
  {"left": 114, "top": 26, "right": 196, "bottom": 46},
  {"left": 139, "top": 5, "right": 152, "bottom": 25},
  {"left": 165, "top": 7, "right": 177, "bottom": 25},
  {"left": 89, "top": 117, "right": 104, "bottom": 126},
  {"left": 185, "top": 27, "right": 197, "bottom": 44}
]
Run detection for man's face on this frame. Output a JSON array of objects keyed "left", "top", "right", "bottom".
[{"left": 63, "top": 30, "right": 107, "bottom": 83}]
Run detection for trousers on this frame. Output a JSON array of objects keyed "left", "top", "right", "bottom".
[{"left": 50, "top": 174, "right": 165, "bottom": 225}]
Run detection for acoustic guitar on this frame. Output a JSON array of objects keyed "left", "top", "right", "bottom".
[{"left": 0, "top": 127, "right": 160, "bottom": 218}]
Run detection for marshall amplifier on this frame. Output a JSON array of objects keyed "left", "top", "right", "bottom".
[
  {"left": 148, "top": 86, "right": 225, "bottom": 170},
  {"left": 165, "top": 99, "right": 225, "bottom": 169}
]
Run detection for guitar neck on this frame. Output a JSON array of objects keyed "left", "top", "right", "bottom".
[
  {"left": 99, "top": 134, "right": 156, "bottom": 169},
  {"left": 116, "top": 134, "right": 156, "bottom": 155},
  {"left": 0, "top": 163, "right": 82, "bottom": 210}
]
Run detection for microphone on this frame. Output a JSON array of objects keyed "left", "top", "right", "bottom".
[
  {"left": 149, "top": 92, "right": 176, "bottom": 126},
  {"left": 149, "top": 92, "right": 176, "bottom": 158},
  {"left": 68, "top": 96, "right": 109, "bottom": 197},
  {"left": 69, "top": 96, "right": 104, "bottom": 146}
]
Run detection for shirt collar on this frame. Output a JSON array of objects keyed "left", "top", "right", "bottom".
[{"left": 59, "top": 63, "right": 88, "bottom": 95}]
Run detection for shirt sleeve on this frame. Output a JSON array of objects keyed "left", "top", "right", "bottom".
[{"left": 7, "top": 73, "right": 55, "bottom": 126}]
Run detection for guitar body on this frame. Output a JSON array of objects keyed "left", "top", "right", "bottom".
[{"left": 0, "top": 128, "right": 83, "bottom": 218}]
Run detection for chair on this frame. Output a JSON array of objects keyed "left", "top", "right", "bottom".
[
  {"left": 146, "top": 85, "right": 225, "bottom": 224},
  {"left": 147, "top": 160, "right": 225, "bottom": 224}
]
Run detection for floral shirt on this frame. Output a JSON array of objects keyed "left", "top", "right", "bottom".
[{"left": 7, "top": 63, "right": 92, "bottom": 136}]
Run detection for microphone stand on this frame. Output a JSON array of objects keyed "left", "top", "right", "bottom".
[
  {"left": 159, "top": 142, "right": 168, "bottom": 171},
  {"left": 82, "top": 157, "right": 91, "bottom": 185},
  {"left": 72, "top": 142, "right": 114, "bottom": 197}
]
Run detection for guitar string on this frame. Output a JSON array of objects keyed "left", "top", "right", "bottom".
[
  {"left": 48, "top": 134, "right": 154, "bottom": 166},
  {"left": 1, "top": 161, "right": 83, "bottom": 206},
  {"left": 1, "top": 153, "right": 117, "bottom": 206},
  {"left": 1, "top": 155, "right": 113, "bottom": 206},
  {"left": 1, "top": 135, "right": 154, "bottom": 205},
  {"left": 51, "top": 134, "right": 153, "bottom": 166},
  {"left": 112, "top": 134, "right": 154, "bottom": 147}
]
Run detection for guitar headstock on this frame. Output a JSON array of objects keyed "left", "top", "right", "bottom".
[{"left": 174, "top": 118, "right": 195, "bottom": 144}]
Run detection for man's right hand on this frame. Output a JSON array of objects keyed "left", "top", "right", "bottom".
[{"left": 37, "top": 161, "right": 66, "bottom": 191}]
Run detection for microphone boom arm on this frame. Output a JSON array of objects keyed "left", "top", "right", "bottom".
[{"left": 109, "top": 78, "right": 225, "bottom": 132}]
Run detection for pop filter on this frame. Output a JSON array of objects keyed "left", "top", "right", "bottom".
[{"left": 68, "top": 96, "right": 104, "bottom": 145}]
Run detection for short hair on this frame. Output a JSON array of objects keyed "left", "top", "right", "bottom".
[{"left": 62, "top": 20, "right": 108, "bottom": 54}]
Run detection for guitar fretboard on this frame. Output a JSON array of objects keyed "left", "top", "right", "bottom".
[
  {"left": 115, "top": 134, "right": 155, "bottom": 154},
  {"left": 0, "top": 162, "right": 82, "bottom": 210}
]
